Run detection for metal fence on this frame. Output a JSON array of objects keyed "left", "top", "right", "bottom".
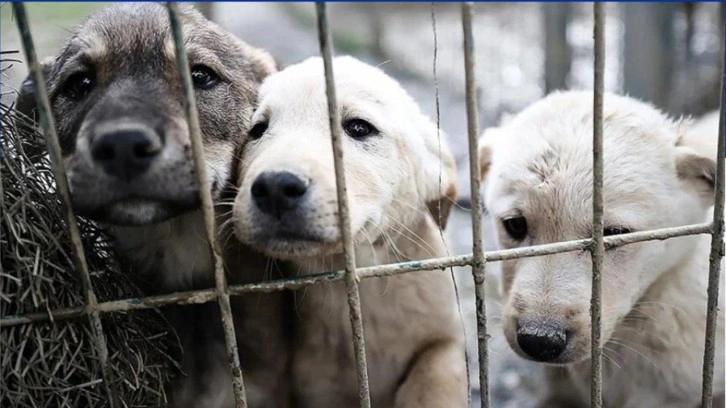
[{"left": 3, "top": 2, "right": 724, "bottom": 408}]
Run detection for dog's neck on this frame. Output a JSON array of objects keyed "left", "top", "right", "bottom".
[
  {"left": 290, "top": 213, "right": 448, "bottom": 276},
  {"left": 110, "top": 210, "right": 214, "bottom": 293}
]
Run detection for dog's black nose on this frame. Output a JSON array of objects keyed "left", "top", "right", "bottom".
[
  {"left": 251, "top": 171, "right": 308, "bottom": 218},
  {"left": 91, "top": 127, "right": 161, "bottom": 180},
  {"left": 516, "top": 320, "right": 568, "bottom": 362}
]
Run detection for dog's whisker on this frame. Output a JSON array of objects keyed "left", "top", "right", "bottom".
[
  {"left": 376, "top": 225, "right": 409, "bottom": 263},
  {"left": 388, "top": 217, "right": 439, "bottom": 254},
  {"left": 387, "top": 222, "right": 437, "bottom": 259},
  {"left": 606, "top": 338, "right": 657, "bottom": 368},
  {"left": 602, "top": 346, "right": 623, "bottom": 369}
]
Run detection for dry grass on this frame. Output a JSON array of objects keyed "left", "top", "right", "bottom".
[{"left": 1, "top": 59, "right": 180, "bottom": 407}]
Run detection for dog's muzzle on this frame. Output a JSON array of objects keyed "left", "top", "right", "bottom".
[
  {"left": 251, "top": 171, "right": 309, "bottom": 219},
  {"left": 90, "top": 124, "right": 162, "bottom": 181},
  {"left": 516, "top": 320, "right": 569, "bottom": 362}
]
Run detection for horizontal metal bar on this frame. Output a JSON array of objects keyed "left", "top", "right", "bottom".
[
  {"left": 0, "top": 290, "right": 218, "bottom": 327},
  {"left": 1, "top": 222, "right": 712, "bottom": 328}
]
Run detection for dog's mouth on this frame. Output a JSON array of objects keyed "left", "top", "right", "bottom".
[
  {"left": 273, "top": 228, "right": 327, "bottom": 243},
  {"left": 69, "top": 164, "right": 226, "bottom": 226},
  {"left": 233, "top": 173, "right": 382, "bottom": 259},
  {"left": 76, "top": 195, "right": 201, "bottom": 226},
  {"left": 238, "top": 216, "right": 383, "bottom": 261},
  {"left": 239, "top": 222, "right": 342, "bottom": 260}
]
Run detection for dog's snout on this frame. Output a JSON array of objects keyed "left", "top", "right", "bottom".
[
  {"left": 251, "top": 171, "right": 308, "bottom": 218},
  {"left": 91, "top": 127, "right": 162, "bottom": 180},
  {"left": 516, "top": 320, "right": 568, "bottom": 362}
]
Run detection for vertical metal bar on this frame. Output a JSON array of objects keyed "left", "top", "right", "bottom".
[
  {"left": 700, "top": 32, "right": 725, "bottom": 408},
  {"left": 590, "top": 3, "right": 605, "bottom": 408},
  {"left": 314, "top": 3, "right": 372, "bottom": 407},
  {"left": 622, "top": 3, "right": 676, "bottom": 111},
  {"left": 12, "top": 4, "right": 118, "bottom": 407},
  {"left": 166, "top": 4, "right": 248, "bottom": 407},
  {"left": 543, "top": 3, "right": 572, "bottom": 93},
  {"left": 462, "top": 3, "right": 489, "bottom": 407}
]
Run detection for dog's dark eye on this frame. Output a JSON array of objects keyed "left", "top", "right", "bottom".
[
  {"left": 603, "top": 226, "right": 632, "bottom": 236},
  {"left": 191, "top": 65, "right": 219, "bottom": 90},
  {"left": 61, "top": 72, "right": 95, "bottom": 100},
  {"left": 248, "top": 121, "right": 268, "bottom": 140},
  {"left": 343, "top": 118, "right": 377, "bottom": 140},
  {"left": 502, "top": 216, "right": 528, "bottom": 241}
]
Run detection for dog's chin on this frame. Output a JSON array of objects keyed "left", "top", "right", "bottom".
[
  {"left": 248, "top": 232, "right": 343, "bottom": 260},
  {"left": 234, "top": 222, "right": 341, "bottom": 260},
  {"left": 76, "top": 197, "right": 199, "bottom": 226},
  {"left": 258, "top": 240, "right": 342, "bottom": 261}
]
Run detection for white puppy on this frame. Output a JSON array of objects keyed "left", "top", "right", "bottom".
[
  {"left": 478, "top": 91, "right": 725, "bottom": 407},
  {"left": 231, "top": 56, "right": 467, "bottom": 408}
]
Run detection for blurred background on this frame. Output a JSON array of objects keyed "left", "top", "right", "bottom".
[{"left": 1, "top": 2, "right": 723, "bottom": 406}]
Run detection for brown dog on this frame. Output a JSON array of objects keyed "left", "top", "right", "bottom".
[{"left": 17, "top": 4, "right": 289, "bottom": 407}]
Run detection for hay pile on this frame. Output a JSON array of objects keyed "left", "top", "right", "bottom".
[{"left": 1, "top": 60, "right": 179, "bottom": 407}]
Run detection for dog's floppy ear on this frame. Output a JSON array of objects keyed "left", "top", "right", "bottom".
[
  {"left": 15, "top": 57, "right": 54, "bottom": 123},
  {"left": 477, "top": 113, "right": 512, "bottom": 181},
  {"left": 16, "top": 75, "right": 38, "bottom": 121},
  {"left": 14, "top": 58, "right": 54, "bottom": 158},
  {"left": 675, "top": 145, "right": 717, "bottom": 202},
  {"left": 418, "top": 120, "right": 458, "bottom": 230},
  {"left": 675, "top": 124, "right": 720, "bottom": 204},
  {"left": 477, "top": 127, "right": 505, "bottom": 182}
]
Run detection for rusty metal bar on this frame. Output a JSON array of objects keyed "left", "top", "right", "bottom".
[
  {"left": 315, "top": 3, "right": 372, "bottom": 407},
  {"left": 1, "top": 222, "right": 713, "bottom": 328},
  {"left": 7, "top": 4, "right": 722, "bottom": 408},
  {"left": 166, "top": 3, "right": 248, "bottom": 407},
  {"left": 700, "top": 33, "right": 726, "bottom": 408},
  {"left": 11, "top": 4, "right": 118, "bottom": 406},
  {"left": 461, "top": 3, "right": 489, "bottom": 407},
  {"left": 590, "top": 3, "right": 605, "bottom": 407}
]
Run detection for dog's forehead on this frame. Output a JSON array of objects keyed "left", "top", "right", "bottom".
[
  {"left": 260, "top": 57, "right": 413, "bottom": 113},
  {"left": 72, "top": 4, "right": 171, "bottom": 58},
  {"left": 56, "top": 4, "right": 238, "bottom": 76},
  {"left": 487, "top": 94, "right": 680, "bottom": 226}
]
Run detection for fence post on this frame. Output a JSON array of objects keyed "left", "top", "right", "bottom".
[
  {"left": 591, "top": 3, "right": 605, "bottom": 407},
  {"left": 461, "top": 3, "right": 490, "bottom": 407},
  {"left": 315, "top": 3, "right": 372, "bottom": 407},
  {"left": 622, "top": 3, "right": 676, "bottom": 110},
  {"left": 12, "top": 3, "right": 118, "bottom": 406},
  {"left": 700, "top": 36, "right": 726, "bottom": 408},
  {"left": 543, "top": 3, "right": 572, "bottom": 93},
  {"left": 166, "top": 3, "right": 248, "bottom": 407}
]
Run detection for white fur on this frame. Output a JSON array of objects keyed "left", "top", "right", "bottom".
[
  {"left": 232, "top": 56, "right": 466, "bottom": 408},
  {"left": 478, "top": 91, "right": 725, "bottom": 406}
]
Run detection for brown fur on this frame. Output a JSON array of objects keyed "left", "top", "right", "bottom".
[{"left": 17, "top": 4, "right": 288, "bottom": 407}]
